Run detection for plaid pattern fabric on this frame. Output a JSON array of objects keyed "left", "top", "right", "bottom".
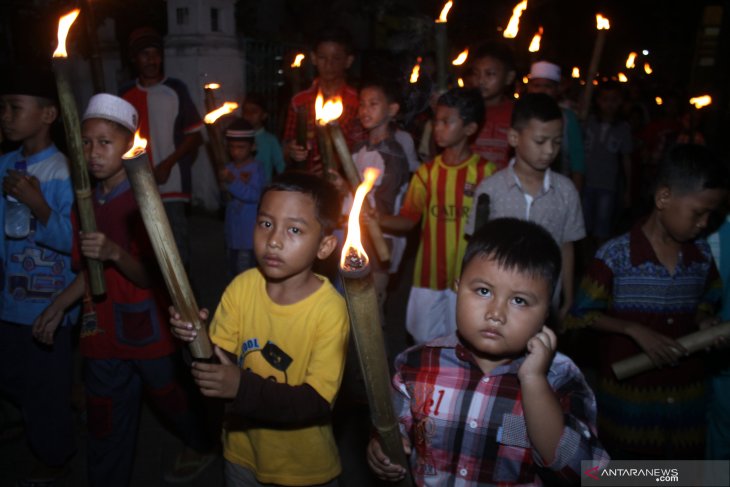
[{"left": 392, "top": 334, "right": 609, "bottom": 486}]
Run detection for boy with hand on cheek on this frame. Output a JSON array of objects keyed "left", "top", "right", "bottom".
[
  {"left": 368, "top": 218, "right": 608, "bottom": 486},
  {"left": 170, "top": 173, "right": 349, "bottom": 487}
]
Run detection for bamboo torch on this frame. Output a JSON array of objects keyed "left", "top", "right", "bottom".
[
  {"left": 203, "top": 82, "right": 220, "bottom": 113},
  {"left": 340, "top": 168, "right": 412, "bottom": 487},
  {"left": 612, "top": 322, "right": 730, "bottom": 380},
  {"left": 434, "top": 1, "right": 453, "bottom": 93},
  {"left": 324, "top": 97, "right": 391, "bottom": 263},
  {"left": 122, "top": 132, "right": 213, "bottom": 360},
  {"left": 579, "top": 14, "right": 611, "bottom": 120},
  {"left": 52, "top": 9, "right": 105, "bottom": 296},
  {"left": 203, "top": 101, "right": 238, "bottom": 184},
  {"left": 314, "top": 91, "right": 337, "bottom": 179}
]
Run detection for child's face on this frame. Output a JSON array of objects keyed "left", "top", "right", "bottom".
[
  {"left": 455, "top": 254, "right": 550, "bottom": 367},
  {"left": 597, "top": 89, "right": 623, "bottom": 119},
  {"left": 470, "top": 56, "right": 514, "bottom": 103},
  {"left": 242, "top": 102, "right": 266, "bottom": 129},
  {"left": 508, "top": 118, "right": 563, "bottom": 173},
  {"left": 311, "top": 41, "right": 353, "bottom": 83},
  {"left": 0, "top": 95, "right": 54, "bottom": 143},
  {"left": 82, "top": 118, "right": 131, "bottom": 183},
  {"left": 228, "top": 140, "right": 254, "bottom": 164},
  {"left": 254, "top": 190, "right": 335, "bottom": 283},
  {"left": 526, "top": 78, "right": 559, "bottom": 99},
  {"left": 358, "top": 87, "right": 397, "bottom": 132},
  {"left": 433, "top": 105, "right": 475, "bottom": 149},
  {"left": 658, "top": 187, "right": 728, "bottom": 243}
]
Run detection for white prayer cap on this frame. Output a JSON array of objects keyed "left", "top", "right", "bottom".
[
  {"left": 83, "top": 93, "right": 138, "bottom": 132},
  {"left": 529, "top": 61, "right": 562, "bottom": 83}
]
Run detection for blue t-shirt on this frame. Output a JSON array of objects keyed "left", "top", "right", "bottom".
[
  {"left": 254, "top": 128, "right": 285, "bottom": 183},
  {"left": 224, "top": 160, "right": 265, "bottom": 250}
]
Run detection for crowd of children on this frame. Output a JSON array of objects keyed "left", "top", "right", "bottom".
[{"left": 1, "top": 19, "right": 729, "bottom": 487}]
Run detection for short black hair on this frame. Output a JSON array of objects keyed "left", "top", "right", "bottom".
[
  {"left": 437, "top": 88, "right": 485, "bottom": 127},
  {"left": 471, "top": 41, "right": 516, "bottom": 73},
  {"left": 511, "top": 93, "right": 562, "bottom": 130},
  {"left": 462, "top": 218, "right": 561, "bottom": 295},
  {"left": 654, "top": 144, "right": 730, "bottom": 195},
  {"left": 242, "top": 93, "right": 268, "bottom": 112},
  {"left": 359, "top": 78, "right": 402, "bottom": 106},
  {"left": 313, "top": 26, "right": 353, "bottom": 55},
  {"left": 260, "top": 172, "right": 342, "bottom": 235}
]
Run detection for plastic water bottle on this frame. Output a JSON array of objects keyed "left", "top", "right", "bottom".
[{"left": 5, "top": 160, "right": 31, "bottom": 239}]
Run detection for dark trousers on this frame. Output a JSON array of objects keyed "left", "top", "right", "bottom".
[
  {"left": 0, "top": 321, "right": 76, "bottom": 466},
  {"left": 84, "top": 355, "right": 208, "bottom": 487}
]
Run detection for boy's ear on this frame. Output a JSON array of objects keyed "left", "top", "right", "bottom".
[
  {"left": 507, "top": 127, "right": 519, "bottom": 148},
  {"left": 454, "top": 278, "right": 460, "bottom": 292},
  {"left": 388, "top": 102, "right": 400, "bottom": 118},
  {"left": 345, "top": 54, "right": 354, "bottom": 70},
  {"left": 41, "top": 104, "right": 58, "bottom": 125},
  {"left": 464, "top": 121, "right": 479, "bottom": 137},
  {"left": 655, "top": 186, "right": 672, "bottom": 209},
  {"left": 316, "top": 234, "right": 338, "bottom": 261},
  {"left": 310, "top": 50, "right": 318, "bottom": 67},
  {"left": 505, "top": 69, "right": 517, "bottom": 87}
]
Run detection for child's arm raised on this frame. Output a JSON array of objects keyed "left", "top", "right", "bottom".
[
  {"left": 80, "top": 231, "right": 150, "bottom": 288},
  {"left": 3, "top": 171, "right": 51, "bottom": 224},
  {"left": 518, "top": 325, "right": 563, "bottom": 464}
]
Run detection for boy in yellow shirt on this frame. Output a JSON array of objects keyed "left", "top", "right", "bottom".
[{"left": 171, "top": 173, "right": 349, "bottom": 486}]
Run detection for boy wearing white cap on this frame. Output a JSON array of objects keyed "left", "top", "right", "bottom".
[
  {"left": 527, "top": 61, "right": 585, "bottom": 191},
  {"left": 34, "top": 93, "right": 214, "bottom": 485}
]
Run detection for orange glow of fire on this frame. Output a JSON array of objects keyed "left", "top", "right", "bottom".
[
  {"left": 409, "top": 62, "right": 421, "bottom": 84},
  {"left": 204, "top": 83, "right": 221, "bottom": 90},
  {"left": 626, "top": 52, "right": 637, "bottom": 69},
  {"left": 503, "top": 0, "right": 528, "bottom": 38},
  {"left": 644, "top": 63, "right": 653, "bottom": 75},
  {"left": 592, "top": 79, "right": 598, "bottom": 85},
  {"left": 513, "top": 92, "right": 520, "bottom": 99},
  {"left": 452, "top": 48, "right": 469, "bottom": 66},
  {"left": 522, "top": 75, "right": 529, "bottom": 84},
  {"left": 122, "top": 130, "right": 148, "bottom": 159},
  {"left": 315, "top": 92, "right": 343, "bottom": 125},
  {"left": 340, "top": 168, "right": 381, "bottom": 270},
  {"left": 457, "top": 78, "right": 464, "bottom": 87},
  {"left": 655, "top": 96, "right": 663, "bottom": 106},
  {"left": 618, "top": 72, "right": 628, "bottom": 82},
  {"left": 52, "top": 9, "right": 81, "bottom": 58},
  {"left": 204, "top": 102, "right": 239, "bottom": 124},
  {"left": 291, "top": 53, "right": 305, "bottom": 68},
  {"left": 571, "top": 67, "right": 580, "bottom": 78},
  {"left": 528, "top": 27, "right": 543, "bottom": 52},
  {"left": 436, "top": 1, "right": 453, "bottom": 23},
  {"left": 689, "top": 95, "right": 712, "bottom": 109},
  {"left": 596, "top": 14, "right": 610, "bottom": 30}
]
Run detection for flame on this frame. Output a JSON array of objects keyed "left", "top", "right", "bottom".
[
  {"left": 204, "top": 102, "right": 239, "bottom": 124},
  {"left": 528, "top": 27, "right": 543, "bottom": 52},
  {"left": 52, "top": 9, "right": 81, "bottom": 58},
  {"left": 655, "top": 96, "right": 663, "bottom": 106},
  {"left": 291, "top": 53, "right": 305, "bottom": 68},
  {"left": 618, "top": 72, "right": 628, "bottom": 82},
  {"left": 436, "top": 1, "right": 453, "bottom": 23},
  {"left": 522, "top": 75, "right": 529, "bottom": 84},
  {"left": 644, "top": 62, "right": 653, "bottom": 74},
  {"left": 689, "top": 95, "right": 712, "bottom": 109},
  {"left": 457, "top": 78, "right": 464, "bottom": 87},
  {"left": 340, "top": 168, "right": 381, "bottom": 270},
  {"left": 503, "top": 0, "right": 528, "bottom": 38},
  {"left": 571, "top": 67, "right": 580, "bottom": 78},
  {"left": 596, "top": 14, "right": 610, "bottom": 30},
  {"left": 314, "top": 92, "right": 343, "bottom": 125},
  {"left": 204, "top": 83, "right": 221, "bottom": 90},
  {"left": 409, "top": 62, "right": 421, "bottom": 84},
  {"left": 513, "top": 92, "right": 520, "bottom": 99},
  {"left": 122, "top": 130, "right": 148, "bottom": 159},
  {"left": 451, "top": 48, "right": 469, "bottom": 66},
  {"left": 592, "top": 79, "right": 598, "bottom": 85},
  {"left": 626, "top": 52, "right": 637, "bottom": 69}
]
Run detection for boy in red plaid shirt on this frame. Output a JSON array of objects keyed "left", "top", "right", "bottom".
[{"left": 368, "top": 218, "right": 608, "bottom": 486}]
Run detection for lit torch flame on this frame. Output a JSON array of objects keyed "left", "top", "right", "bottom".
[
  {"left": 626, "top": 52, "right": 637, "bottom": 69},
  {"left": 618, "top": 72, "right": 628, "bottom": 82},
  {"left": 571, "top": 67, "right": 580, "bottom": 78},
  {"left": 122, "top": 130, "right": 148, "bottom": 159},
  {"left": 291, "top": 53, "right": 305, "bottom": 68},
  {"left": 655, "top": 96, "right": 663, "bottom": 106},
  {"left": 528, "top": 27, "right": 543, "bottom": 52},
  {"left": 204, "top": 102, "right": 239, "bottom": 124},
  {"left": 204, "top": 83, "right": 221, "bottom": 90},
  {"left": 314, "top": 92, "right": 343, "bottom": 125},
  {"left": 644, "top": 63, "right": 653, "bottom": 75},
  {"left": 340, "top": 168, "right": 381, "bottom": 272},
  {"left": 452, "top": 48, "right": 468, "bottom": 66},
  {"left": 409, "top": 58, "right": 421, "bottom": 84},
  {"left": 436, "top": 1, "right": 453, "bottom": 23},
  {"left": 503, "top": 0, "right": 528, "bottom": 38},
  {"left": 596, "top": 14, "right": 610, "bottom": 30},
  {"left": 457, "top": 78, "right": 464, "bottom": 87},
  {"left": 689, "top": 95, "right": 712, "bottom": 109},
  {"left": 52, "top": 9, "right": 81, "bottom": 58}
]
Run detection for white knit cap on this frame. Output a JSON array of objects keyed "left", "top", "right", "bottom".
[
  {"left": 529, "top": 61, "right": 561, "bottom": 83},
  {"left": 83, "top": 93, "right": 138, "bottom": 132}
]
